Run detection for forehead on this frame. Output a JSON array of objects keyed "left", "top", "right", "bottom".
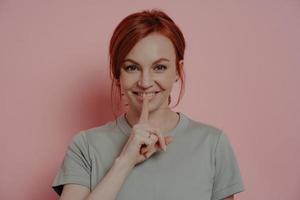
[{"left": 124, "top": 33, "right": 176, "bottom": 64}]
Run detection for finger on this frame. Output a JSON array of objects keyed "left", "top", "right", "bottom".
[
  {"left": 141, "top": 144, "right": 158, "bottom": 154},
  {"left": 141, "top": 135, "right": 174, "bottom": 154},
  {"left": 142, "top": 144, "right": 166, "bottom": 157},
  {"left": 141, "top": 146, "right": 148, "bottom": 154},
  {"left": 144, "top": 126, "right": 166, "bottom": 152},
  {"left": 140, "top": 145, "right": 150, "bottom": 155},
  {"left": 151, "top": 129, "right": 166, "bottom": 152},
  {"left": 145, "top": 146, "right": 157, "bottom": 158},
  {"left": 138, "top": 135, "right": 152, "bottom": 147},
  {"left": 140, "top": 134, "right": 158, "bottom": 155},
  {"left": 139, "top": 93, "right": 149, "bottom": 123},
  {"left": 164, "top": 136, "right": 174, "bottom": 145},
  {"left": 140, "top": 144, "right": 155, "bottom": 155},
  {"left": 139, "top": 134, "right": 155, "bottom": 155},
  {"left": 141, "top": 136, "right": 173, "bottom": 154},
  {"left": 147, "top": 134, "right": 158, "bottom": 148},
  {"left": 143, "top": 140, "right": 158, "bottom": 157},
  {"left": 149, "top": 133, "right": 159, "bottom": 143}
]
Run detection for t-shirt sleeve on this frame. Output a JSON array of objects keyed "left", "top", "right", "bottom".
[
  {"left": 51, "top": 131, "right": 91, "bottom": 196},
  {"left": 211, "top": 131, "right": 245, "bottom": 200}
]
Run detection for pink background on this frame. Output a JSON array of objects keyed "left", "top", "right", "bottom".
[{"left": 1, "top": 0, "right": 299, "bottom": 199}]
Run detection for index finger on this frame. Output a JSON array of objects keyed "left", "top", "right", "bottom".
[
  {"left": 139, "top": 93, "right": 149, "bottom": 123},
  {"left": 150, "top": 127, "right": 166, "bottom": 152}
]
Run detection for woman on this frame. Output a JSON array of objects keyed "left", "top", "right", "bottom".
[{"left": 52, "top": 9, "right": 245, "bottom": 200}]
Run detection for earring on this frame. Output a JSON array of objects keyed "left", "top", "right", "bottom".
[{"left": 121, "top": 88, "right": 125, "bottom": 96}]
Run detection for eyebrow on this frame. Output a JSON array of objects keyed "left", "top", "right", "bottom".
[{"left": 123, "top": 58, "right": 170, "bottom": 65}]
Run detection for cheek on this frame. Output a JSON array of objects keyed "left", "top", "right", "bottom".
[
  {"left": 120, "top": 75, "right": 138, "bottom": 90},
  {"left": 156, "top": 75, "right": 176, "bottom": 89}
]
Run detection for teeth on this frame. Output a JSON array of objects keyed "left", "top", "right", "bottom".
[
  {"left": 140, "top": 92, "right": 154, "bottom": 97},
  {"left": 133, "top": 92, "right": 157, "bottom": 97}
]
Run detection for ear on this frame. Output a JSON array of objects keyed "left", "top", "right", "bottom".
[
  {"left": 176, "top": 59, "right": 184, "bottom": 80},
  {"left": 178, "top": 59, "right": 184, "bottom": 69}
]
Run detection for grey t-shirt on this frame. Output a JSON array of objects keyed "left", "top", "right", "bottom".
[{"left": 52, "top": 112, "right": 245, "bottom": 200}]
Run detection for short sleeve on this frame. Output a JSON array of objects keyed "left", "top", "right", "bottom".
[
  {"left": 211, "top": 132, "right": 245, "bottom": 200},
  {"left": 51, "top": 131, "right": 91, "bottom": 196}
]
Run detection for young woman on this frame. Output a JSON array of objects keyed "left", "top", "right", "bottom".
[{"left": 52, "top": 9, "right": 245, "bottom": 200}]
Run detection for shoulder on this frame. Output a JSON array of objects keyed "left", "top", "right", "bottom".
[
  {"left": 183, "top": 113, "right": 224, "bottom": 140},
  {"left": 72, "top": 117, "right": 126, "bottom": 148},
  {"left": 179, "top": 113, "right": 232, "bottom": 153}
]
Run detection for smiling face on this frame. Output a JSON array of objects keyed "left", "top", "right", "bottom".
[{"left": 119, "top": 33, "right": 183, "bottom": 113}]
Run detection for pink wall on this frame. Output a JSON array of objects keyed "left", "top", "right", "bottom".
[{"left": 1, "top": 1, "right": 299, "bottom": 199}]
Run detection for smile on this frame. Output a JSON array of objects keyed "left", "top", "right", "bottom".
[{"left": 132, "top": 91, "right": 160, "bottom": 101}]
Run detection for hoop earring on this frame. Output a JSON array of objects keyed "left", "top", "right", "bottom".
[{"left": 120, "top": 89, "right": 129, "bottom": 107}]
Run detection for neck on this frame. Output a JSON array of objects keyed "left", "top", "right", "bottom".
[{"left": 125, "top": 107, "right": 179, "bottom": 134}]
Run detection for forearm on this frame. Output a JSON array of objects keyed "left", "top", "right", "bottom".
[{"left": 85, "top": 156, "right": 134, "bottom": 200}]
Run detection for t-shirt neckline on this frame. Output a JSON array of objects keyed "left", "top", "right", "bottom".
[{"left": 116, "top": 111, "right": 189, "bottom": 137}]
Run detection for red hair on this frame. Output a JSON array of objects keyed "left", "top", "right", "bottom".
[{"left": 109, "top": 9, "right": 186, "bottom": 117}]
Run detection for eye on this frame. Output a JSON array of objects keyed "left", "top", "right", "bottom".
[
  {"left": 154, "top": 64, "right": 167, "bottom": 71},
  {"left": 124, "top": 65, "right": 139, "bottom": 72}
]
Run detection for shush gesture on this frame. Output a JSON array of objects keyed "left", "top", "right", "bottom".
[
  {"left": 119, "top": 93, "right": 174, "bottom": 167},
  {"left": 138, "top": 93, "right": 174, "bottom": 157}
]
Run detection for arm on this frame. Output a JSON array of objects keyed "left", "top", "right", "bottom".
[
  {"left": 86, "top": 156, "right": 134, "bottom": 200},
  {"left": 58, "top": 101, "right": 170, "bottom": 200},
  {"left": 59, "top": 156, "right": 134, "bottom": 200}
]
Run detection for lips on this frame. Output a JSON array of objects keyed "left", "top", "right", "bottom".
[
  {"left": 132, "top": 91, "right": 160, "bottom": 101},
  {"left": 132, "top": 91, "right": 160, "bottom": 96}
]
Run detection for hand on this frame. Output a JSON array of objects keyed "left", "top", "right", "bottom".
[
  {"left": 140, "top": 135, "right": 174, "bottom": 157},
  {"left": 118, "top": 93, "right": 174, "bottom": 167}
]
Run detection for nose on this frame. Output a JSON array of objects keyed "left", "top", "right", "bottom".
[{"left": 137, "top": 71, "right": 154, "bottom": 89}]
